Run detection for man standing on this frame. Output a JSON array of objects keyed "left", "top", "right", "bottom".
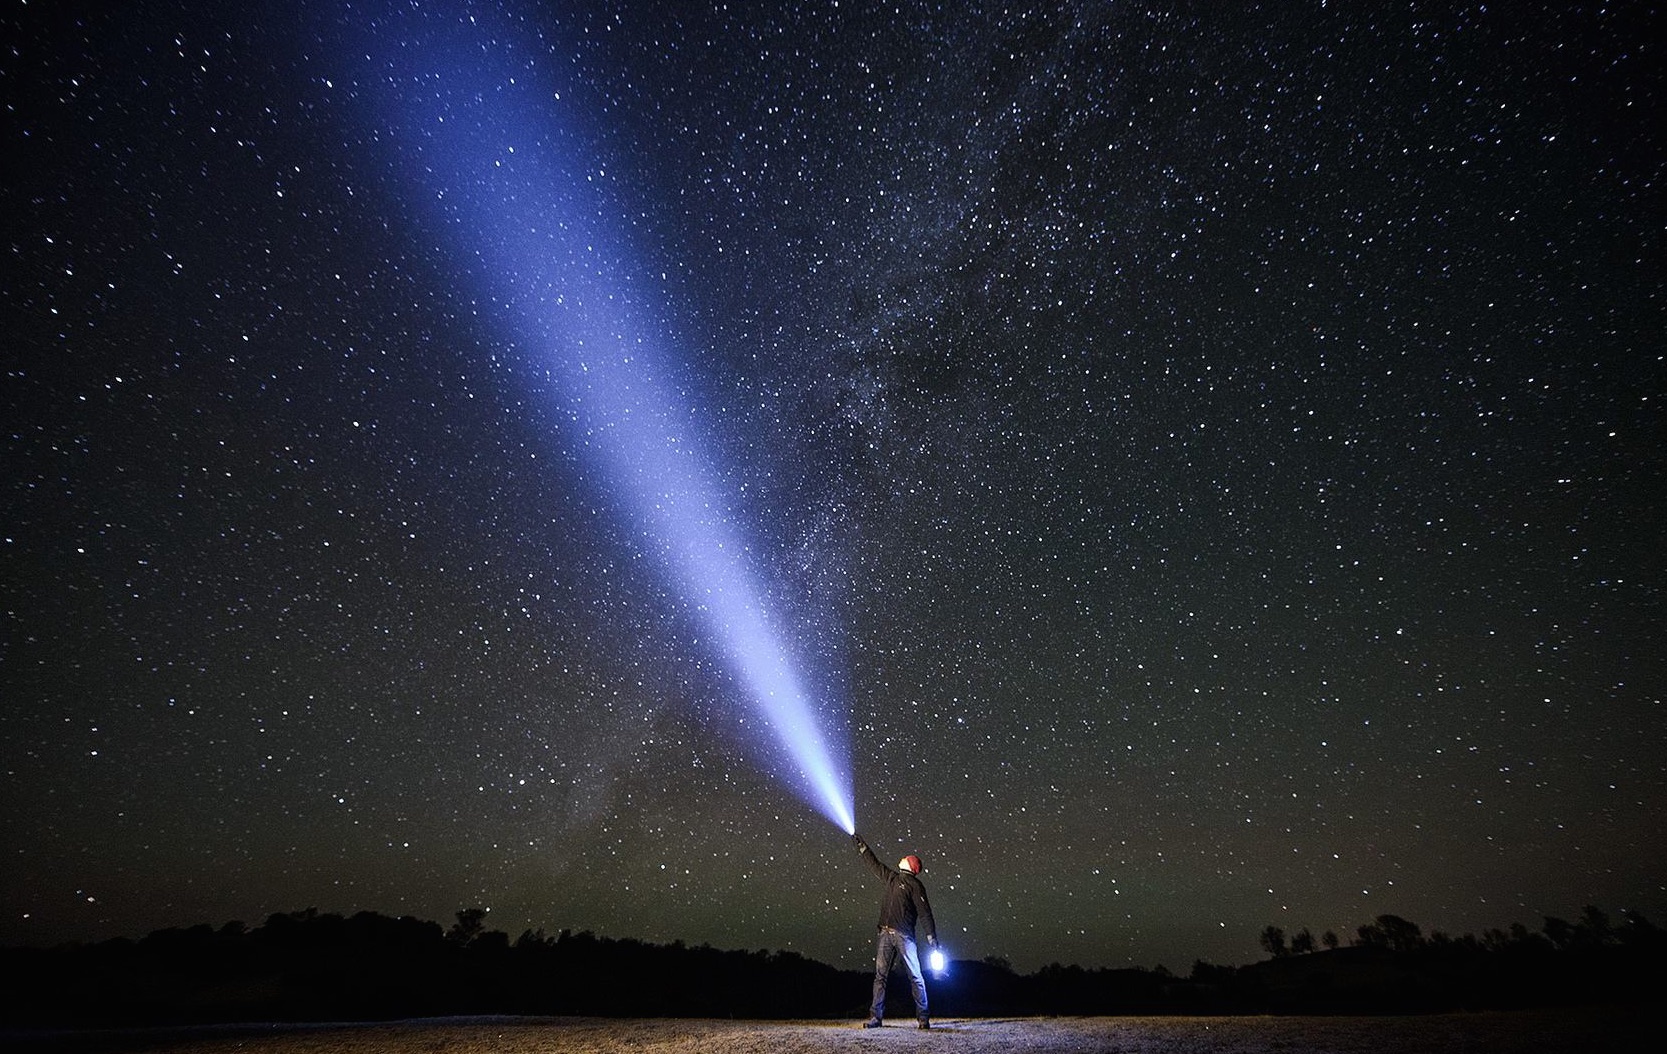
[{"left": 850, "top": 830, "right": 939, "bottom": 1029}]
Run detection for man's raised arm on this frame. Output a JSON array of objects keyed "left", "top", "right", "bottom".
[{"left": 850, "top": 831, "right": 889, "bottom": 880}]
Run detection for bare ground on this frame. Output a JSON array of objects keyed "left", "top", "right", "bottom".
[{"left": 6, "top": 1009, "right": 1649, "bottom": 1054}]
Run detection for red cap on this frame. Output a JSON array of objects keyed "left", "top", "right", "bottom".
[{"left": 900, "top": 854, "right": 923, "bottom": 874}]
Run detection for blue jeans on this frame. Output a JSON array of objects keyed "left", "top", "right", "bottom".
[{"left": 870, "top": 928, "right": 929, "bottom": 1022}]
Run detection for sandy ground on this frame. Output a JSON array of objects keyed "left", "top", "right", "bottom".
[{"left": 5, "top": 1009, "right": 1650, "bottom": 1054}]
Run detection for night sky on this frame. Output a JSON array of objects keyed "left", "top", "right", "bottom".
[{"left": 4, "top": 0, "right": 1663, "bottom": 973}]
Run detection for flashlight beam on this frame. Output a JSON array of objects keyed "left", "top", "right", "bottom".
[{"left": 351, "top": 2, "right": 853, "bottom": 831}]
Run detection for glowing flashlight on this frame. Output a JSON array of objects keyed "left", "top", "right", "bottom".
[{"left": 929, "top": 947, "right": 947, "bottom": 974}]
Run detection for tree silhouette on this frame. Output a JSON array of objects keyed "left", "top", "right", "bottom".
[
  {"left": 448, "top": 907, "right": 488, "bottom": 945},
  {"left": 1576, "top": 905, "right": 1612, "bottom": 947},
  {"left": 1543, "top": 915, "right": 1575, "bottom": 950},
  {"left": 1258, "top": 925, "right": 1288, "bottom": 958},
  {"left": 1375, "top": 914, "right": 1423, "bottom": 953}
]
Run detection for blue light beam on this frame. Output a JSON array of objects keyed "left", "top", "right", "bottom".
[{"left": 352, "top": 4, "right": 853, "bottom": 834}]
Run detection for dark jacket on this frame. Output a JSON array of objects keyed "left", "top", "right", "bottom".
[{"left": 852, "top": 833, "right": 937, "bottom": 943}]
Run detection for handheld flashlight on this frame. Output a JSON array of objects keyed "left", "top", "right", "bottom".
[{"left": 929, "top": 947, "right": 947, "bottom": 974}]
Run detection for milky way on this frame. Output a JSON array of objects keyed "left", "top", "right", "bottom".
[{"left": 3, "top": 0, "right": 1662, "bottom": 971}]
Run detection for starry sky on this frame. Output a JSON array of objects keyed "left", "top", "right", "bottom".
[{"left": 3, "top": 0, "right": 1663, "bottom": 973}]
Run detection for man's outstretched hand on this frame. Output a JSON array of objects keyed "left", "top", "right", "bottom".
[{"left": 851, "top": 831, "right": 867, "bottom": 852}]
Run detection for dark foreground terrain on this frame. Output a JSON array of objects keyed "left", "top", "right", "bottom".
[{"left": 4, "top": 1008, "right": 1650, "bottom": 1054}]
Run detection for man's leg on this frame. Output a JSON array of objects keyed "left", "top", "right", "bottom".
[
  {"left": 868, "top": 933, "right": 899, "bottom": 1025},
  {"left": 898, "top": 937, "right": 930, "bottom": 1027}
]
